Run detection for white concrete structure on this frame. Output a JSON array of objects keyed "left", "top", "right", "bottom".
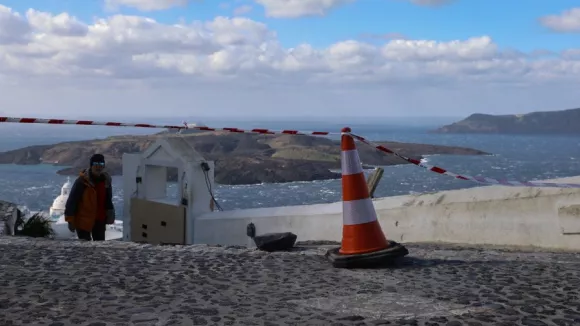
[
  {"left": 49, "top": 177, "right": 72, "bottom": 220},
  {"left": 122, "top": 136, "right": 214, "bottom": 244},
  {"left": 51, "top": 216, "right": 123, "bottom": 240},
  {"left": 121, "top": 137, "right": 580, "bottom": 250},
  {"left": 185, "top": 122, "right": 207, "bottom": 129},
  {"left": 193, "top": 176, "right": 580, "bottom": 250}
]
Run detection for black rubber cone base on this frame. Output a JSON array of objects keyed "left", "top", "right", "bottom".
[{"left": 325, "top": 240, "right": 408, "bottom": 268}]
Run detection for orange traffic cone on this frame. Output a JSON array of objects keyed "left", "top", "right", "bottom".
[
  {"left": 339, "top": 127, "right": 389, "bottom": 254},
  {"left": 326, "top": 127, "right": 408, "bottom": 268}
]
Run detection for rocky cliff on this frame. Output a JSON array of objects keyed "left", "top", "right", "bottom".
[
  {"left": 432, "top": 108, "right": 580, "bottom": 135},
  {"left": 0, "top": 131, "right": 489, "bottom": 185}
]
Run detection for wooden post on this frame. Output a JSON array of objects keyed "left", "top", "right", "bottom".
[{"left": 366, "top": 167, "right": 384, "bottom": 198}]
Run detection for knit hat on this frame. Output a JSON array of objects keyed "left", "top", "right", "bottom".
[{"left": 90, "top": 154, "right": 105, "bottom": 166}]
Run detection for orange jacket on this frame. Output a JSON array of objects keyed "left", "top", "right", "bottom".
[{"left": 64, "top": 169, "right": 114, "bottom": 231}]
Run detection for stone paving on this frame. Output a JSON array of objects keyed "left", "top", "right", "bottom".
[{"left": 1, "top": 237, "right": 580, "bottom": 325}]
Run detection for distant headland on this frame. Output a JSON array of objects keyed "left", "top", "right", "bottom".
[
  {"left": 431, "top": 108, "right": 580, "bottom": 135},
  {"left": 0, "top": 131, "right": 489, "bottom": 185}
]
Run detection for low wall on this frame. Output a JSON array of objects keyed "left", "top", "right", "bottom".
[
  {"left": 0, "top": 200, "right": 18, "bottom": 236},
  {"left": 194, "top": 176, "right": 580, "bottom": 250}
]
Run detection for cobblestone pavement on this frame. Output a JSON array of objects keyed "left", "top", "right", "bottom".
[{"left": 1, "top": 237, "right": 580, "bottom": 325}]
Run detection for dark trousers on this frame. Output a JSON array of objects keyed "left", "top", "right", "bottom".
[{"left": 77, "top": 221, "right": 106, "bottom": 241}]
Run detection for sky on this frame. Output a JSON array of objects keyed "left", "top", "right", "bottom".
[{"left": 0, "top": 0, "right": 579, "bottom": 120}]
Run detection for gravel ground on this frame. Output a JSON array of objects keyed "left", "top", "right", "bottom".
[{"left": 1, "top": 237, "right": 580, "bottom": 325}]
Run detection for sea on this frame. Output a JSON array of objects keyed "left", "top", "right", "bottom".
[{"left": 0, "top": 117, "right": 579, "bottom": 219}]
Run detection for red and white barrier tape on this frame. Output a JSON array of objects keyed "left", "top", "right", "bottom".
[
  {"left": 0, "top": 117, "right": 186, "bottom": 129},
  {"left": 0, "top": 117, "right": 338, "bottom": 136},
  {"left": 3, "top": 117, "right": 577, "bottom": 188},
  {"left": 347, "top": 131, "right": 580, "bottom": 189}
]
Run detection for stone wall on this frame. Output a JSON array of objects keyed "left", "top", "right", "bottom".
[
  {"left": 0, "top": 200, "right": 19, "bottom": 236},
  {"left": 193, "top": 175, "right": 580, "bottom": 250}
]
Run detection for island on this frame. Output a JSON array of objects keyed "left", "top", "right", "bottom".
[
  {"left": 432, "top": 108, "right": 580, "bottom": 135},
  {"left": 0, "top": 131, "right": 489, "bottom": 185}
]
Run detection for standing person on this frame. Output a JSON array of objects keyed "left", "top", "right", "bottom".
[{"left": 65, "top": 154, "right": 115, "bottom": 241}]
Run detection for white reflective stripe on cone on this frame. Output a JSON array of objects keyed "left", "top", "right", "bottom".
[
  {"left": 341, "top": 149, "right": 364, "bottom": 176},
  {"left": 342, "top": 198, "right": 378, "bottom": 225}
]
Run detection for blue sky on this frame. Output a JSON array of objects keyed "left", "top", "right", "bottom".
[
  {"left": 0, "top": 0, "right": 578, "bottom": 118},
  {"left": 3, "top": 0, "right": 577, "bottom": 52}
]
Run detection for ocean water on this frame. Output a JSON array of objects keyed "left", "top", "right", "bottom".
[{"left": 0, "top": 119, "right": 579, "bottom": 218}]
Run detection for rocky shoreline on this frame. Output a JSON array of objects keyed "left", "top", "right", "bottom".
[
  {"left": 0, "top": 132, "right": 490, "bottom": 185},
  {"left": 1, "top": 237, "right": 579, "bottom": 325}
]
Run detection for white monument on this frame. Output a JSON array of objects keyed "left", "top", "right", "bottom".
[
  {"left": 122, "top": 136, "right": 215, "bottom": 245},
  {"left": 49, "top": 177, "right": 72, "bottom": 221}
]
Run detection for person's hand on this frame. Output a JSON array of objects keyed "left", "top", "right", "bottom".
[{"left": 67, "top": 222, "right": 75, "bottom": 232}]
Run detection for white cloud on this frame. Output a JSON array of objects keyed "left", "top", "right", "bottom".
[
  {"left": 540, "top": 8, "right": 580, "bottom": 33},
  {"left": 254, "top": 0, "right": 354, "bottom": 18},
  {"left": 562, "top": 49, "right": 580, "bottom": 60},
  {"left": 253, "top": 0, "right": 452, "bottom": 18},
  {"left": 0, "top": 6, "right": 30, "bottom": 44},
  {"left": 0, "top": 4, "right": 579, "bottom": 118},
  {"left": 104, "top": 0, "right": 192, "bottom": 11},
  {"left": 233, "top": 5, "right": 253, "bottom": 16},
  {"left": 26, "top": 10, "right": 88, "bottom": 36},
  {"left": 102, "top": 0, "right": 453, "bottom": 17}
]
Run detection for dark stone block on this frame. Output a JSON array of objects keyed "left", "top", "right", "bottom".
[{"left": 253, "top": 232, "right": 297, "bottom": 252}]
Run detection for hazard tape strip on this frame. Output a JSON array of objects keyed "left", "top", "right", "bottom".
[
  {"left": 0, "top": 117, "right": 339, "bottom": 136},
  {"left": 347, "top": 132, "right": 580, "bottom": 189},
  {"left": 4, "top": 116, "right": 576, "bottom": 188}
]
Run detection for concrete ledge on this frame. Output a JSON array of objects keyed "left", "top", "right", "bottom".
[{"left": 194, "top": 176, "right": 580, "bottom": 250}]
